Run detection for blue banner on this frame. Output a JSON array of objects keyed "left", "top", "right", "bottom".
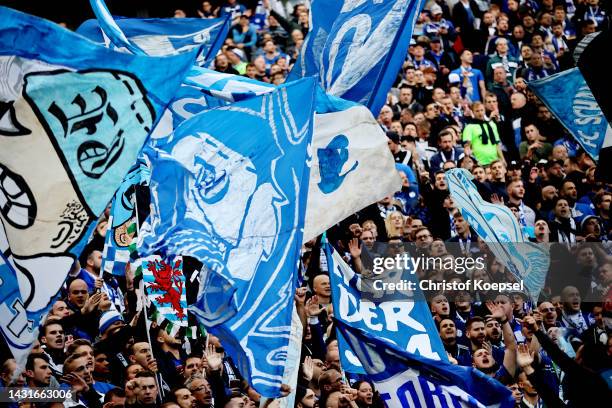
[
  {"left": 288, "top": 0, "right": 425, "bottom": 114},
  {"left": 79, "top": 0, "right": 230, "bottom": 66},
  {"left": 0, "top": 6, "right": 193, "bottom": 365},
  {"left": 528, "top": 68, "right": 611, "bottom": 161},
  {"left": 445, "top": 169, "right": 549, "bottom": 300},
  {"left": 152, "top": 67, "right": 401, "bottom": 242},
  {"left": 101, "top": 159, "right": 150, "bottom": 276},
  {"left": 325, "top": 242, "right": 446, "bottom": 374},
  {"left": 336, "top": 320, "right": 515, "bottom": 408},
  {"left": 138, "top": 78, "right": 317, "bottom": 397}
]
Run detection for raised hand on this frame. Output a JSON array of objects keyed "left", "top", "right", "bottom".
[
  {"left": 481, "top": 340, "right": 493, "bottom": 354},
  {"left": 147, "top": 358, "right": 158, "bottom": 373},
  {"left": 490, "top": 194, "right": 504, "bottom": 205},
  {"left": 279, "top": 383, "right": 291, "bottom": 397},
  {"left": 205, "top": 344, "right": 223, "bottom": 372},
  {"left": 302, "top": 356, "right": 314, "bottom": 382},
  {"left": 485, "top": 301, "right": 506, "bottom": 321},
  {"left": 62, "top": 373, "right": 89, "bottom": 393},
  {"left": 348, "top": 238, "right": 361, "bottom": 259},
  {"left": 81, "top": 292, "right": 102, "bottom": 314},
  {"left": 294, "top": 287, "right": 307, "bottom": 306},
  {"left": 306, "top": 295, "right": 324, "bottom": 317},
  {"left": 522, "top": 315, "right": 539, "bottom": 333},
  {"left": 516, "top": 343, "right": 534, "bottom": 368}
]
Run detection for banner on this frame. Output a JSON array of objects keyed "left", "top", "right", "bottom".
[
  {"left": 325, "top": 242, "right": 446, "bottom": 374},
  {"left": 445, "top": 169, "right": 549, "bottom": 300},
  {"left": 102, "top": 159, "right": 150, "bottom": 275},
  {"left": 528, "top": 68, "right": 611, "bottom": 161},
  {"left": 142, "top": 255, "right": 188, "bottom": 334},
  {"left": 336, "top": 320, "right": 515, "bottom": 408},
  {"left": 80, "top": 0, "right": 230, "bottom": 66},
  {"left": 177, "top": 68, "right": 402, "bottom": 241},
  {"left": 138, "top": 78, "right": 317, "bottom": 397},
  {"left": 0, "top": 6, "right": 193, "bottom": 365},
  {"left": 288, "top": 0, "right": 425, "bottom": 114}
]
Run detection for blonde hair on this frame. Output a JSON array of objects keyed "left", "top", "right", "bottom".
[{"left": 385, "top": 211, "right": 405, "bottom": 239}]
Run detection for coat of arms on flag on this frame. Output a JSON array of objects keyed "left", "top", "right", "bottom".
[{"left": 142, "top": 255, "right": 188, "bottom": 333}]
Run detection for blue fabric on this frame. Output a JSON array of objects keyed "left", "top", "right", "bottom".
[
  {"left": 101, "top": 159, "right": 150, "bottom": 276},
  {"left": 138, "top": 78, "right": 317, "bottom": 397},
  {"left": 528, "top": 68, "right": 610, "bottom": 161},
  {"left": 81, "top": 0, "right": 230, "bottom": 66},
  {"left": 232, "top": 25, "right": 258, "bottom": 48},
  {"left": 325, "top": 241, "right": 446, "bottom": 374},
  {"left": 0, "top": 5, "right": 192, "bottom": 365},
  {"left": 450, "top": 66, "right": 485, "bottom": 102},
  {"left": 288, "top": 0, "right": 426, "bottom": 115},
  {"left": 445, "top": 169, "right": 550, "bottom": 300},
  {"left": 336, "top": 321, "right": 515, "bottom": 408}
]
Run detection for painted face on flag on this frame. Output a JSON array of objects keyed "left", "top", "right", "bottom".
[
  {"left": 0, "top": 56, "right": 153, "bottom": 312},
  {"left": 171, "top": 133, "right": 281, "bottom": 281},
  {"left": 25, "top": 70, "right": 154, "bottom": 181}
]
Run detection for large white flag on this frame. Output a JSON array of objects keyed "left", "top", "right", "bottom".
[{"left": 304, "top": 103, "right": 401, "bottom": 240}]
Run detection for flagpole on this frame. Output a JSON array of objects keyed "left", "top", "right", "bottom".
[{"left": 133, "top": 184, "right": 164, "bottom": 400}]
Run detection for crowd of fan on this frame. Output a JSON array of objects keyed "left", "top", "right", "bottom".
[{"left": 1, "top": 0, "right": 612, "bottom": 407}]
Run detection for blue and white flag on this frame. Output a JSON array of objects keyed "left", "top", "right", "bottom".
[
  {"left": 169, "top": 68, "right": 401, "bottom": 241},
  {"left": 138, "top": 78, "right": 317, "bottom": 397},
  {"left": 336, "top": 320, "right": 515, "bottom": 408},
  {"left": 79, "top": 0, "right": 230, "bottom": 66},
  {"left": 288, "top": 0, "right": 425, "bottom": 114},
  {"left": 445, "top": 169, "right": 549, "bottom": 300},
  {"left": 305, "top": 95, "right": 401, "bottom": 240},
  {"left": 528, "top": 68, "right": 612, "bottom": 161},
  {"left": 325, "top": 242, "right": 446, "bottom": 374},
  {"left": 0, "top": 6, "right": 193, "bottom": 365},
  {"left": 101, "top": 159, "right": 150, "bottom": 276}
]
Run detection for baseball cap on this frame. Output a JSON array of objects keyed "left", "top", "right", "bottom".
[{"left": 430, "top": 4, "right": 443, "bottom": 15}]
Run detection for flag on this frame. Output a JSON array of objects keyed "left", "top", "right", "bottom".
[
  {"left": 142, "top": 255, "right": 188, "bottom": 334},
  {"left": 172, "top": 68, "right": 402, "bottom": 241},
  {"left": 528, "top": 68, "right": 611, "bottom": 161},
  {"left": 101, "top": 159, "right": 150, "bottom": 275},
  {"left": 138, "top": 78, "right": 317, "bottom": 397},
  {"left": 80, "top": 0, "right": 230, "bottom": 66},
  {"left": 305, "top": 94, "right": 401, "bottom": 240},
  {"left": 288, "top": 0, "right": 425, "bottom": 114},
  {"left": 0, "top": 6, "right": 193, "bottom": 365},
  {"left": 335, "top": 320, "right": 515, "bottom": 408},
  {"left": 445, "top": 169, "right": 549, "bottom": 300},
  {"left": 325, "top": 241, "right": 446, "bottom": 374},
  {"left": 573, "top": 30, "right": 612, "bottom": 182}
]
